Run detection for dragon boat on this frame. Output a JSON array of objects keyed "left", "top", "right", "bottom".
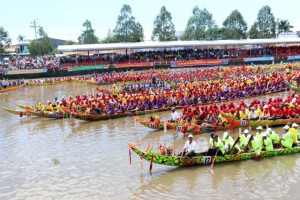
[
  {"left": 128, "top": 143, "right": 300, "bottom": 167},
  {"left": 222, "top": 114, "right": 300, "bottom": 128},
  {"left": 2, "top": 107, "right": 31, "bottom": 116},
  {"left": 133, "top": 116, "right": 180, "bottom": 130},
  {"left": 0, "top": 84, "right": 24, "bottom": 93},
  {"left": 25, "top": 109, "right": 71, "bottom": 119}
]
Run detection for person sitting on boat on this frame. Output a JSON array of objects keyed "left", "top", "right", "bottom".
[
  {"left": 170, "top": 107, "right": 180, "bottom": 122},
  {"left": 52, "top": 97, "right": 58, "bottom": 107},
  {"left": 55, "top": 101, "right": 64, "bottom": 113},
  {"left": 248, "top": 107, "right": 259, "bottom": 120},
  {"left": 240, "top": 129, "right": 251, "bottom": 149},
  {"left": 262, "top": 132, "right": 273, "bottom": 151},
  {"left": 205, "top": 111, "right": 215, "bottom": 125},
  {"left": 180, "top": 134, "right": 196, "bottom": 157},
  {"left": 280, "top": 125, "right": 293, "bottom": 148},
  {"left": 289, "top": 123, "right": 299, "bottom": 146},
  {"left": 45, "top": 101, "right": 53, "bottom": 112},
  {"left": 239, "top": 108, "right": 248, "bottom": 120},
  {"left": 255, "top": 126, "right": 263, "bottom": 142},
  {"left": 245, "top": 135, "right": 262, "bottom": 156},
  {"left": 267, "top": 128, "right": 280, "bottom": 148},
  {"left": 222, "top": 132, "right": 234, "bottom": 144},
  {"left": 210, "top": 134, "right": 225, "bottom": 156},
  {"left": 261, "top": 105, "right": 271, "bottom": 120}
]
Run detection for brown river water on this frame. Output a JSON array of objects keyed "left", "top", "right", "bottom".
[{"left": 0, "top": 82, "right": 299, "bottom": 200}]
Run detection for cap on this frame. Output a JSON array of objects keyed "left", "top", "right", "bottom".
[
  {"left": 188, "top": 134, "right": 193, "bottom": 138},
  {"left": 223, "top": 132, "right": 229, "bottom": 139},
  {"left": 292, "top": 123, "right": 299, "bottom": 128},
  {"left": 266, "top": 128, "right": 272, "bottom": 134},
  {"left": 210, "top": 132, "right": 215, "bottom": 138},
  {"left": 262, "top": 132, "right": 268, "bottom": 137},
  {"left": 171, "top": 107, "right": 176, "bottom": 111},
  {"left": 256, "top": 126, "right": 263, "bottom": 130},
  {"left": 213, "top": 134, "right": 219, "bottom": 138},
  {"left": 244, "top": 129, "right": 249, "bottom": 134},
  {"left": 283, "top": 125, "right": 290, "bottom": 130}
]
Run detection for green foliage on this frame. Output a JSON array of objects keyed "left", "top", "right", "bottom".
[
  {"left": 78, "top": 20, "right": 99, "bottom": 44},
  {"left": 277, "top": 19, "right": 294, "bottom": 35},
  {"left": 221, "top": 10, "right": 248, "bottom": 40},
  {"left": 152, "top": 6, "right": 176, "bottom": 41},
  {"left": 0, "top": 26, "right": 11, "bottom": 55},
  {"left": 102, "top": 30, "right": 118, "bottom": 43},
  {"left": 111, "top": 4, "right": 144, "bottom": 43},
  {"left": 181, "top": 7, "right": 219, "bottom": 40},
  {"left": 64, "top": 40, "right": 77, "bottom": 45},
  {"left": 249, "top": 5, "right": 276, "bottom": 39},
  {"left": 17, "top": 35, "right": 25, "bottom": 41},
  {"left": 38, "top": 27, "right": 48, "bottom": 38},
  {"left": 28, "top": 37, "right": 53, "bottom": 56}
]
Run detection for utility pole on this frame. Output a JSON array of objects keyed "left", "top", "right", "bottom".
[{"left": 30, "top": 19, "right": 40, "bottom": 39}]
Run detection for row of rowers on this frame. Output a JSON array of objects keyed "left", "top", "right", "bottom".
[{"left": 182, "top": 124, "right": 299, "bottom": 157}]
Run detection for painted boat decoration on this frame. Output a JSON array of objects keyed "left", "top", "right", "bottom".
[
  {"left": 26, "top": 81, "right": 76, "bottom": 86},
  {"left": 128, "top": 143, "right": 300, "bottom": 167},
  {"left": 2, "top": 107, "right": 31, "bottom": 116},
  {"left": 222, "top": 114, "right": 300, "bottom": 128},
  {"left": 76, "top": 112, "right": 130, "bottom": 121},
  {"left": 95, "top": 87, "right": 112, "bottom": 94},
  {"left": 0, "top": 84, "right": 24, "bottom": 93},
  {"left": 168, "top": 123, "right": 230, "bottom": 135},
  {"left": 133, "top": 116, "right": 179, "bottom": 130},
  {"left": 286, "top": 81, "right": 300, "bottom": 93},
  {"left": 17, "top": 104, "right": 35, "bottom": 110},
  {"left": 25, "top": 109, "right": 71, "bottom": 119}
]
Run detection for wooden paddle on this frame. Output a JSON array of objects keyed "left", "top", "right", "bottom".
[
  {"left": 230, "top": 136, "right": 240, "bottom": 154},
  {"left": 210, "top": 149, "right": 219, "bottom": 171}
]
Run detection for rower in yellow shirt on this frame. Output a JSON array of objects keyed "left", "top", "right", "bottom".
[{"left": 45, "top": 101, "right": 53, "bottom": 112}]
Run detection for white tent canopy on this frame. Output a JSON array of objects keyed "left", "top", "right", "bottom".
[{"left": 58, "top": 38, "right": 300, "bottom": 53}]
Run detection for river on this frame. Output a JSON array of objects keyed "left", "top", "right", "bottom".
[{"left": 0, "top": 82, "right": 299, "bottom": 199}]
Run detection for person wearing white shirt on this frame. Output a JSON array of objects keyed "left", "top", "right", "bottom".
[
  {"left": 181, "top": 134, "right": 197, "bottom": 157},
  {"left": 170, "top": 107, "right": 180, "bottom": 122},
  {"left": 248, "top": 107, "right": 259, "bottom": 120}
]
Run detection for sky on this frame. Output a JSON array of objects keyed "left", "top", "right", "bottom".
[{"left": 1, "top": 0, "right": 300, "bottom": 43}]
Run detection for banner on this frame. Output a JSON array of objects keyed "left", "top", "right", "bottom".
[
  {"left": 244, "top": 57, "right": 274, "bottom": 62},
  {"left": 116, "top": 62, "right": 153, "bottom": 68},
  {"left": 170, "top": 59, "right": 229, "bottom": 67},
  {"left": 288, "top": 55, "right": 300, "bottom": 60},
  {"left": 70, "top": 65, "right": 108, "bottom": 71},
  {"left": 5, "top": 68, "right": 45, "bottom": 75}
]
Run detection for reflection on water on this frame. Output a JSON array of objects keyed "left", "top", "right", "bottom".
[{"left": 0, "top": 83, "right": 299, "bottom": 199}]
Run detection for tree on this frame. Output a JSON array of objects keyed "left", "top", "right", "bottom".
[
  {"left": 221, "top": 10, "right": 248, "bottom": 40},
  {"left": 78, "top": 20, "right": 99, "bottom": 44},
  {"left": 17, "top": 35, "right": 25, "bottom": 41},
  {"left": 277, "top": 19, "right": 294, "bottom": 36},
  {"left": 249, "top": 5, "right": 276, "bottom": 39},
  {"left": 152, "top": 6, "right": 176, "bottom": 41},
  {"left": 0, "top": 27, "right": 11, "bottom": 55},
  {"left": 38, "top": 27, "right": 48, "bottom": 38},
  {"left": 64, "top": 40, "right": 77, "bottom": 45},
  {"left": 181, "top": 7, "right": 219, "bottom": 40},
  {"left": 28, "top": 38, "right": 52, "bottom": 56},
  {"left": 102, "top": 29, "right": 118, "bottom": 43},
  {"left": 111, "top": 4, "right": 144, "bottom": 42}
]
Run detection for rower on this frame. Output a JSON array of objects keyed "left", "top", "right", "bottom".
[
  {"left": 246, "top": 135, "right": 262, "bottom": 156},
  {"left": 211, "top": 134, "right": 225, "bottom": 156},
  {"left": 248, "top": 107, "right": 259, "bottom": 120},
  {"left": 45, "top": 101, "right": 53, "bottom": 112},
  {"left": 222, "top": 132, "right": 234, "bottom": 144},
  {"left": 240, "top": 129, "right": 251, "bottom": 149},
  {"left": 290, "top": 123, "right": 299, "bottom": 146},
  {"left": 262, "top": 132, "right": 273, "bottom": 151},
  {"left": 170, "top": 107, "right": 180, "bottom": 122},
  {"left": 224, "top": 143, "right": 241, "bottom": 155},
  {"left": 281, "top": 125, "right": 293, "bottom": 148},
  {"left": 255, "top": 126, "right": 263, "bottom": 143},
  {"left": 180, "top": 134, "right": 196, "bottom": 157},
  {"left": 267, "top": 128, "right": 280, "bottom": 148}
]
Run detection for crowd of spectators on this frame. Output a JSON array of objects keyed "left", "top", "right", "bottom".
[
  {"left": 60, "top": 46, "right": 300, "bottom": 67},
  {"left": 0, "top": 55, "right": 58, "bottom": 74},
  {"left": 1, "top": 46, "right": 300, "bottom": 73}
]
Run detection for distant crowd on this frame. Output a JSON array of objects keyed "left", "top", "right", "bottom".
[
  {"left": 60, "top": 46, "right": 300, "bottom": 67},
  {"left": 0, "top": 55, "right": 59, "bottom": 74}
]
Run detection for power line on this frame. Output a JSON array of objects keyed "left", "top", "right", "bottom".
[{"left": 30, "top": 19, "right": 40, "bottom": 39}]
